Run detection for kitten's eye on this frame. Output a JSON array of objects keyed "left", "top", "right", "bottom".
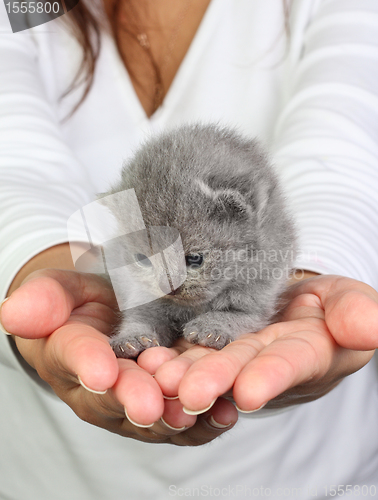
[
  {"left": 134, "top": 253, "right": 153, "bottom": 268},
  {"left": 185, "top": 254, "right": 204, "bottom": 269}
]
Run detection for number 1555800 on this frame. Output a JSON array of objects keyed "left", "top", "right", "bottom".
[{"left": 5, "top": 2, "right": 61, "bottom": 14}]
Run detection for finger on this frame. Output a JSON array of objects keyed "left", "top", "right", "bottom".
[
  {"left": 137, "top": 338, "right": 196, "bottom": 375},
  {"left": 155, "top": 399, "right": 197, "bottom": 433},
  {"left": 169, "top": 397, "right": 238, "bottom": 447},
  {"left": 176, "top": 317, "right": 339, "bottom": 412},
  {"left": 233, "top": 325, "right": 340, "bottom": 411},
  {"left": 137, "top": 346, "right": 180, "bottom": 375},
  {"left": 1, "top": 270, "right": 117, "bottom": 338},
  {"left": 108, "top": 387, "right": 196, "bottom": 441},
  {"left": 326, "top": 289, "right": 378, "bottom": 350},
  {"left": 136, "top": 397, "right": 233, "bottom": 443},
  {"left": 287, "top": 275, "right": 378, "bottom": 350},
  {"left": 76, "top": 394, "right": 236, "bottom": 445},
  {"left": 16, "top": 323, "right": 119, "bottom": 394},
  {"left": 66, "top": 302, "right": 116, "bottom": 336},
  {"left": 278, "top": 292, "right": 324, "bottom": 322},
  {"left": 18, "top": 332, "right": 175, "bottom": 442},
  {"left": 63, "top": 383, "right": 163, "bottom": 443},
  {"left": 113, "top": 358, "right": 165, "bottom": 427},
  {"left": 57, "top": 368, "right": 166, "bottom": 442},
  {"left": 61, "top": 356, "right": 167, "bottom": 436},
  {"left": 174, "top": 327, "right": 281, "bottom": 413},
  {"left": 154, "top": 344, "right": 215, "bottom": 399}
]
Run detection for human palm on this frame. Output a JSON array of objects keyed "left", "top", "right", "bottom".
[
  {"left": 1, "top": 271, "right": 377, "bottom": 444},
  {"left": 141, "top": 275, "right": 377, "bottom": 412}
]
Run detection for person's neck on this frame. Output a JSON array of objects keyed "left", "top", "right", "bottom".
[{"left": 103, "top": 0, "right": 212, "bottom": 117}]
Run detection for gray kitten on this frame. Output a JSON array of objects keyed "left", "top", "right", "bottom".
[{"left": 100, "top": 124, "right": 296, "bottom": 358}]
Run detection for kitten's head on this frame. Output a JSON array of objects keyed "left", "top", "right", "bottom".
[{"left": 99, "top": 124, "right": 296, "bottom": 308}]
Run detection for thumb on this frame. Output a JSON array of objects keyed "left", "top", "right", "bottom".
[
  {"left": 326, "top": 289, "right": 378, "bottom": 351},
  {"left": 286, "top": 275, "right": 378, "bottom": 351},
  {"left": 0, "top": 269, "right": 115, "bottom": 339}
]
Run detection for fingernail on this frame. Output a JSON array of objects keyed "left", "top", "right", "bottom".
[
  {"left": 182, "top": 398, "right": 216, "bottom": 416},
  {"left": 163, "top": 394, "right": 179, "bottom": 400},
  {"left": 77, "top": 375, "right": 107, "bottom": 395},
  {"left": 236, "top": 402, "right": 267, "bottom": 414},
  {"left": 208, "top": 415, "right": 233, "bottom": 429},
  {"left": 160, "top": 417, "right": 186, "bottom": 431},
  {"left": 124, "top": 408, "right": 154, "bottom": 428},
  {"left": 0, "top": 298, "right": 11, "bottom": 336}
]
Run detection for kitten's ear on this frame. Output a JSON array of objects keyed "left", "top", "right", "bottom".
[
  {"left": 212, "top": 190, "right": 251, "bottom": 221},
  {"left": 196, "top": 180, "right": 251, "bottom": 222}
]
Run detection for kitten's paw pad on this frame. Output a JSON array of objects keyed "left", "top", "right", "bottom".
[{"left": 183, "top": 322, "right": 234, "bottom": 350}]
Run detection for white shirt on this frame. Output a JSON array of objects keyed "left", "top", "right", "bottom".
[{"left": 1, "top": 1, "right": 378, "bottom": 499}]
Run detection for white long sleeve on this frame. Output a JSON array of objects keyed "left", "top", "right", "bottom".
[
  {"left": 0, "top": 6, "right": 96, "bottom": 299},
  {"left": 273, "top": 0, "right": 378, "bottom": 287}
]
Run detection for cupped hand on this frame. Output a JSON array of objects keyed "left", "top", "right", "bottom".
[
  {"left": 0, "top": 269, "right": 237, "bottom": 445},
  {"left": 140, "top": 275, "right": 378, "bottom": 413}
]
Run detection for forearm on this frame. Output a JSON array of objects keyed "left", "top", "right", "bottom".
[
  {"left": 273, "top": 1, "right": 378, "bottom": 288},
  {"left": 0, "top": 13, "right": 96, "bottom": 301}
]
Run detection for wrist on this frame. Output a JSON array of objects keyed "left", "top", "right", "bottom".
[{"left": 7, "top": 243, "right": 76, "bottom": 296}]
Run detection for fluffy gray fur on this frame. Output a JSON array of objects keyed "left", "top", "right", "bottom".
[{"left": 100, "top": 124, "right": 296, "bottom": 358}]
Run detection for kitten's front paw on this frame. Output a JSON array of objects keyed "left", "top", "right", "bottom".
[
  {"left": 110, "top": 324, "right": 161, "bottom": 359},
  {"left": 183, "top": 317, "right": 236, "bottom": 350}
]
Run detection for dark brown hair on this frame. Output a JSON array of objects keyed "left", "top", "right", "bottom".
[{"left": 57, "top": 0, "right": 105, "bottom": 118}]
